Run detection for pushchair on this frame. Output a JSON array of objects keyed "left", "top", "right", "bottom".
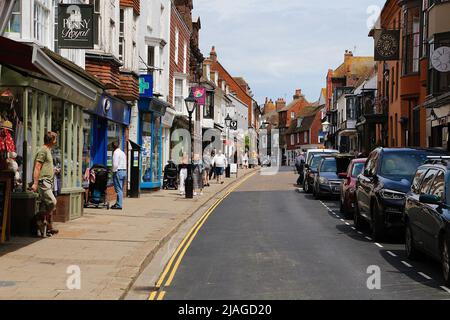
[
  {"left": 84, "top": 164, "right": 110, "bottom": 210},
  {"left": 163, "top": 161, "right": 178, "bottom": 190}
]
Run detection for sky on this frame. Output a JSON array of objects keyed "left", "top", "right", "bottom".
[{"left": 193, "top": 0, "right": 386, "bottom": 105}]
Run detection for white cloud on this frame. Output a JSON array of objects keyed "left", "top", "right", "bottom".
[{"left": 193, "top": 0, "right": 385, "bottom": 102}]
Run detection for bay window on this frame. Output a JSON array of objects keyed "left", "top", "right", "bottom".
[{"left": 402, "top": 3, "right": 421, "bottom": 74}]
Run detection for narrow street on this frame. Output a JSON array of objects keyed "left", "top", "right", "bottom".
[{"left": 153, "top": 168, "right": 450, "bottom": 300}]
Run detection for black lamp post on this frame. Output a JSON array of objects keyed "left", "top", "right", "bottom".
[{"left": 184, "top": 90, "right": 197, "bottom": 199}]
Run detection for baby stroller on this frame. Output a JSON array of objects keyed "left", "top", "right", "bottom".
[
  {"left": 84, "top": 164, "right": 110, "bottom": 210},
  {"left": 163, "top": 161, "right": 178, "bottom": 190}
]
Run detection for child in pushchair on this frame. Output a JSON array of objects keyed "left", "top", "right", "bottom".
[
  {"left": 84, "top": 164, "right": 110, "bottom": 209},
  {"left": 163, "top": 160, "right": 178, "bottom": 190}
]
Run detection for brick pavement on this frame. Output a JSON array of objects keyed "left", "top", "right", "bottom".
[{"left": 0, "top": 168, "right": 258, "bottom": 300}]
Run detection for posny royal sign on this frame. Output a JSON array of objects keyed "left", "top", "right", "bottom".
[{"left": 58, "top": 4, "right": 94, "bottom": 49}]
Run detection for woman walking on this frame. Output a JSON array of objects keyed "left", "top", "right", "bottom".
[
  {"left": 203, "top": 151, "right": 212, "bottom": 187},
  {"left": 192, "top": 154, "right": 204, "bottom": 196},
  {"left": 178, "top": 153, "right": 189, "bottom": 196}
]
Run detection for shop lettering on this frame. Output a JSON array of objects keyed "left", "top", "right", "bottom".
[
  {"left": 63, "top": 18, "right": 91, "bottom": 30},
  {"left": 61, "top": 27, "right": 91, "bottom": 40}
]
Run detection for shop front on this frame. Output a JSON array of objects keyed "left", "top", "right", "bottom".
[
  {"left": 138, "top": 97, "right": 169, "bottom": 190},
  {"left": 0, "top": 36, "right": 103, "bottom": 233},
  {"left": 82, "top": 94, "right": 131, "bottom": 200}
]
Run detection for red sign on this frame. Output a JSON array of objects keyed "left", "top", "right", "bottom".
[{"left": 193, "top": 87, "right": 206, "bottom": 106}]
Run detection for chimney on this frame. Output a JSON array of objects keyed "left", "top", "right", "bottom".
[
  {"left": 293, "top": 89, "right": 303, "bottom": 100},
  {"left": 210, "top": 46, "right": 217, "bottom": 62},
  {"left": 276, "top": 98, "right": 286, "bottom": 111},
  {"left": 344, "top": 50, "right": 353, "bottom": 62}
]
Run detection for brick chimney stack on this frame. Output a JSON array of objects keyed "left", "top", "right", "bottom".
[
  {"left": 210, "top": 46, "right": 217, "bottom": 62},
  {"left": 344, "top": 49, "right": 353, "bottom": 62},
  {"left": 275, "top": 98, "right": 286, "bottom": 111},
  {"left": 293, "top": 89, "right": 303, "bottom": 100}
]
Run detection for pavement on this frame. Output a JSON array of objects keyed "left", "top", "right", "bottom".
[
  {"left": 0, "top": 168, "right": 258, "bottom": 300},
  {"left": 150, "top": 167, "right": 450, "bottom": 300}
]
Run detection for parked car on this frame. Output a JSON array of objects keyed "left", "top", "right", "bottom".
[
  {"left": 340, "top": 158, "right": 367, "bottom": 218},
  {"left": 305, "top": 148, "right": 339, "bottom": 168},
  {"left": 404, "top": 156, "right": 450, "bottom": 284},
  {"left": 313, "top": 154, "right": 354, "bottom": 200},
  {"left": 355, "top": 148, "right": 449, "bottom": 241},
  {"left": 303, "top": 154, "right": 326, "bottom": 193}
]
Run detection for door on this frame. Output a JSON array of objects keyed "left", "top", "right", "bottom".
[
  {"left": 407, "top": 168, "right": 429, "bottom": 249},
  {"left": 415, "top": 169, "right": 438, "bottom": 250},
  {"left": 357, "top": 152, "right": 377, "bottom": 218},
  {"left": 424, "top": 170, "right": 445, "bottom": 256}
]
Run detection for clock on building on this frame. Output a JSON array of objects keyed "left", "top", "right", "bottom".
[
  {"left": 431, "top": 46, "right": 450, "bottom": 73},
  {"left": 374, "top": 30, "right": 400, "bottom": 61}
]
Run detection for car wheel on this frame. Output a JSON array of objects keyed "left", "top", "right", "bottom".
[
  {"left": 371, "top": 202, "right": 387, "bottom": 242},
  {"left": 441, "top": 236, "right": 450, "bottom": 285},
  {"left": 405, "top": 222, "right": 420, "bottom": 260}
]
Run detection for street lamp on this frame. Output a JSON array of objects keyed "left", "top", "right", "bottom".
[{"left": 184, "top": 90, "right": 197, "bottom": 199}]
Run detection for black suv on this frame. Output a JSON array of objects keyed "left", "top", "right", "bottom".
[
  {"left": 355, "top": 148, "right": 448, "bottom": 241},
  {"left": 404, "top": 157, "right": 450, "bottom": 284}
]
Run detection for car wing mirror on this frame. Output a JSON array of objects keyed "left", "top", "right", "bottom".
[{"left": 419, "top": 194, "right": 440, "bottom": 205}]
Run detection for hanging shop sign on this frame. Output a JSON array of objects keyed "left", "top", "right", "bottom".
[
  {"left": 431, "top": 46, "right": 450, "bottom": 73},
  {"left": 58, "top": 4, "right": 94, "bottom": 49},
  {"left": 192, "top": 87, "right": 206, "bottom": 106},
  {"left": 139, "top": 74, "right": 154, "bottom": 98},
  {"left": 374, "top": 29, "right": 400, "bottom": 61}
]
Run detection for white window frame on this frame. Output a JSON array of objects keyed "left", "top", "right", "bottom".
[
  {"left": 33, "top": 0, "right": 51, "bottom": 47},
  {"left": 290, "top": 134, "right": 295, "bottom": 146},
  {"left": 174, "top": 78, "right": 184, "bottom": 113},
  {"left": 175, "top": 28, "right": 179, "bottom": 65},
  {"left": 291, "top": 112, "right": 295, "bottom": 120},
  {"left": 304, "top": 131, "right": 308, "bottom": 143},
  {"left": 6, "top": 0, "right": 21, "bottom": 34},
  {"left": 119, "top": 8, "right": 125, "bottom": 62},
  {"left": 183, "top": 41, "right": 187, "bottom": 73}
]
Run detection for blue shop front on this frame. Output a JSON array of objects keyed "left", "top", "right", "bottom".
[
  {"left": 82, "top": 94, "right": 131, "bottom": 186},
  {"left": 138, "top": 74, "right": 169, "bottom": 189}
]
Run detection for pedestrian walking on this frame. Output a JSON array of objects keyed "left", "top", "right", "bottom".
[
  {"left": 212, "top": 150, "right": 227, "bottom": 184},
  {"left": 209, "top": 150, "right": 216, "bottom": 181},
  {"left": 178, "top": 153, "right": 189, "bottom": 196},
  {"left": 111, "top": 141, "right": 127, "bottom": 210},
  {"left": 192, "top": 154, "right": 204, "bottom": 196},
  {"left": 202, "top": 151, "right": 212, "bottom": 187},
  {"left": 295, "top": 152, "right": 306, "bottom": 186},
  {"left": 242, "top": 152, "right": 249, "bottom": 169},
  {"left": 31, "top": 132, "right": 59, "bottom": 237}
]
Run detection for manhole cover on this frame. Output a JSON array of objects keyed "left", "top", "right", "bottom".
[{"left": 0, "top": 281, "right": 16, "bottom": 287}]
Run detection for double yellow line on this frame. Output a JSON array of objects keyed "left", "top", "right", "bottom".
[{"left": 148, "top": 172, "right": 256, "bottom": 300}]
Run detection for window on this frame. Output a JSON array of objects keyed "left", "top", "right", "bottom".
[
  {"left": 90, "top": 0, "right": 101, "bottom": 46},
  {"left": 6, "top": 0, "right": 21, "bottom": 33},
  {"left": 204, "top": 92, "right": 214, "bottom": 119},
  {"left": 291, "top": 112, "right": 295, "bottom": 120},
  {"left": 147, "top": 46, "right": 155, "bottom": 67},
  {"left": 420, "top": 169, "right": 438, "bottom": 194},
  {"left": 119, "top": 9, "right": 125, "bottom": 62},
  {"left": 411, "top": 168, "right": 427, "bottom": 193},
  {"left": 34, "top": 0, "right": 51, "bottom": 45},
  {"left": 391, "top": 67, "right": 395, "bottom": 103},
  {"left": 297, "top": 118, "right": 302, "bottom": 128},
  {"left": 402, "top": 5, "right": 421, "bottom": 74},
  {"left": 174, "top": 28, "right": 179, "bottom": 65},
  {"left": 346, "top": 97, "right": 356, "bottom": 120},
  {"left": 430, "top": 171, "right": 445, "bottom": 201},
  {"left": 304, "top": 132, "right": 308, "bottom": 143},
  {"left": 174, "top": 79, "right": 184, "bottom": 113},
  {"left": 290, "top": 135, "right": 295, "bottom": 146}
]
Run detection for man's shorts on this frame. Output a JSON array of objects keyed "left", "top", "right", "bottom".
[
  {"left": 215, "top": 167, "right": 225, "bottom": 176},
  {"left": 38, "top": 179, "right": 57, "bottom": 212}
]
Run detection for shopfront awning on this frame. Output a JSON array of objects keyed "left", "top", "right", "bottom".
[
  {"left": 138, "top": 97, "right": 169, "bottom": 117},
  {"left": 0, "top": 36, "right": 103, "bottom": 109}
]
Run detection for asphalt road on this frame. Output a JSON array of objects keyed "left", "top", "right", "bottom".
[{"left": 161, "top": 167, "right": 450, "bottom": 300}]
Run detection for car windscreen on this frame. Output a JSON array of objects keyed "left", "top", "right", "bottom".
[
  {"left": 352, "top": 163, "right": 365, "bottom": 177},
  {"left": 310, "top": 156, "right": 323, "bottom": 171},
  {"left": 379, "top": 152, "right": 429, "bottom": 181},
  {"left": 320, "top": 159, "right": 337, "bottom": 173}
]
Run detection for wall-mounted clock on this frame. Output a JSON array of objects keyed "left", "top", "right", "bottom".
[{"left": 431, "top": 46, "right": 450, "bottom": 73}]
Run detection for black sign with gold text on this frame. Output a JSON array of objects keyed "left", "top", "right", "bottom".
[
  {"left": 374, "top": 29, "right": 400, "bottom": 61},
  {"left": 58, "top": 4, "right": 94, "bottom": 49}
]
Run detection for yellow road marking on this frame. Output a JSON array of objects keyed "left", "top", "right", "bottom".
[
  {"left": 164, "top": 172, "right": 256, "bottom": 287},
  {"left": 157, "top": 291, "right": 166, "bottom": 300},
  {"left": 149, "top": 172, "right": 256, "bottom": 300},
  {"left": 148, "top": 291, "right": 158, "bottom": 300}
]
